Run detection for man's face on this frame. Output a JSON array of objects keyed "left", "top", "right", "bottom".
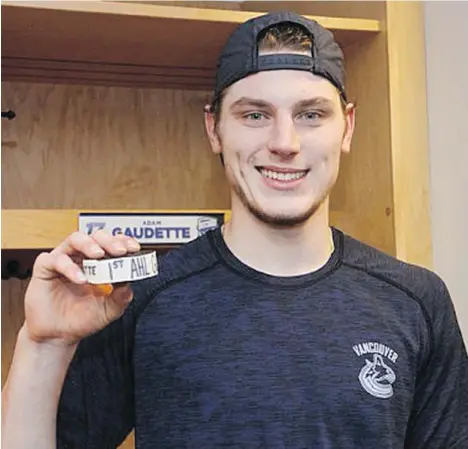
[{"left": 205, "top": 68, "right": 355, "bottom": 227}]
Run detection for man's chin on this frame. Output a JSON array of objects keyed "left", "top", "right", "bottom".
[
  {"left": 247, "top": 204, "right": 321, "bottom": 228},
  {"left": 232, "top": 184, "right": 327, "bottom": 227}
]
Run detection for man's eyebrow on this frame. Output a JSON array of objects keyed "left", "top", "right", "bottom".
[
  {"left": 294, "top": 97, "right": 335, "bottom": 109},
  {"left": 229, "top": 97, "right": 272, "bottom": 110},
  {"left": 229, "top": 96, "right": 335, "bottom": 110}
]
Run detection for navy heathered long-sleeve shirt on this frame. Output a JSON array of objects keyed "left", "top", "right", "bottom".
[{"left": 57, "top": 227, "right": 468, "bottom": 448}]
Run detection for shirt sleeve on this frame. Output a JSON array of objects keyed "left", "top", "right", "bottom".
[
  {"left": 405, "top": 275, "right": 468, "bottom": 449},
  {"left": 56, "top": 280, "right": 154, "bottom": 449}
]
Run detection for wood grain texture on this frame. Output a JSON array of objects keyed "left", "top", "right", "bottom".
[
  {"left": 1, "top": 279, "right": 29, "bottom": 387},
  {"left": 122, "top": 1, "right": 244, "bottom": 10},
  {"left": 329, "top": 30, "right": 396, "bottom": 256},
  {"left": 243, "top": 1, "right": 384, "bottom": 20},
  {"left": 3, "top": 60, "right": 216, "bottom": 91},
  {"left": 119, "top": 432, "right": 134, "bottom": 449},
  {"left": 1, "top": 82, "right": 230, "bottom": 210},
  {"left": 2, "top": 1, "right": 380, "bottom": 88},
  {"left": 385, "top": 1, "right": 432, "bottom": 268}
]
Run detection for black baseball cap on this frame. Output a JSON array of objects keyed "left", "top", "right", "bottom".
[{"left": 212, "top": 11, "right": 347, "bottom": 104}]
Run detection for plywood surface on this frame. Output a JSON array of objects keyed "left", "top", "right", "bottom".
[
  {"left": 329, "top": 31, "right": 395, "bottom": 256},
  {"left": 243, "top": 1, "right": 384, "bottom": 20},
  {"left": 1, "top": 279, "right": 29, "bottom": 387},
  {"left": 2, "top": 1, "right": 379, "bottom": 89},
  {"left": 120, "top": 1, "right": 244, "bottom": 10},
  {"left": 1, "top": 82, "right": 230, "bottom": 210},
  {"left": 385, "top": 1, "right": 432, "bottom": 268}
]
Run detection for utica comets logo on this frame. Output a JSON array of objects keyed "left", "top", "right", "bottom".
[
  {"left": 197, "top": 217, "right": 219, "bottom": 236},
  {"left": 353, "top": 342, "right": 398, "bottom": 399}
]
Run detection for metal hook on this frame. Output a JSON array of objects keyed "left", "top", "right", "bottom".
[{"left": 2, "top": 110, "right": 16, "bottom": 120}]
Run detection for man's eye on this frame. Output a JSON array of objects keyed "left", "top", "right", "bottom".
[
  {"left": 244, "top": 112, "right": 265, "bottom": 120},
  {"left": 298, "top": 111, "right": 322, "bottom": 120}
]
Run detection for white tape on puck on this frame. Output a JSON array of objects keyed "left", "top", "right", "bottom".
[{"left": 82, "top": 251, "right": 158, "bottom": 284}]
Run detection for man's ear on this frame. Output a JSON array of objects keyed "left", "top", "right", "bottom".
[
  {"left": 204, "top": 104, "right": 222, "bottom": 155},
  {"left": 341, "top": 103, "right": 356, "bottom": 154}
]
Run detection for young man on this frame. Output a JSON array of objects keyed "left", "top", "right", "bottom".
[{"left": 2, "top": 11, "right": 467, "bottom": 449}]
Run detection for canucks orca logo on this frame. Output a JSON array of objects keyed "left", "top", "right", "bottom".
[{"left": 358, "top": 354, "right": 396, "bottom": 399}]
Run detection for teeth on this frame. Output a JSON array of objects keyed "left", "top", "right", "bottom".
[{"left": 260, "top": 169, "right": 307, "bottom": 181}]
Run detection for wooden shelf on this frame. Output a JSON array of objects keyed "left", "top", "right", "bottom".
[
  {"left": 1, "top": 1, "right": 380, "bottom": 89},
  {"left": 1, "top": 209, "right": 363, "bottom": 250},
  {"left": 1, "top": 209, "right": 232, "bottom": 249}
]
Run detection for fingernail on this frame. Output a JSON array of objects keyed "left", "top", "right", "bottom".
[
  {"left": 113, "top": 243, "right": 126, "bottom": 252},
  {"left": 128, "top": 240, "right": 140, "bottom": 251},
  {"left": 91, "top": 245, "right": 105, "bottom": 256}
]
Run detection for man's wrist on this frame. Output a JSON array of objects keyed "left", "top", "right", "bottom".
[{"left": 17, "top": 325, "right": 78, "bottom": 361}]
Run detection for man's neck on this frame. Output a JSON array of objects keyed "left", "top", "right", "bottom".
[{"left": 222, "top": 198, "right": 334, "bottom": 277}]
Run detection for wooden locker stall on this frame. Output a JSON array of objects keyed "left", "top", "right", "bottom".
[{"left": 1, "top": 2, "right": 431, "bottom": 448}]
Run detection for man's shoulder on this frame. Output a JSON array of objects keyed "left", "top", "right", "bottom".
[
  {"left": 339, "top": 229, "right": 449, "bottom": 311},
  {"left": 158, "top": 229, "right": 221, "bottom": 279},
  {"left": 129, "top": 230, "right": 221, "bottom": 315}
]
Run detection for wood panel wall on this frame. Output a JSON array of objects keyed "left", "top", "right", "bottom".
[
  {"left": 242, "top": 1, "right": 383, "bottom": 20},
  {"left": 331, "top": 30, "right": 395, "bottom": 255},
  {"left": 386, "top": 1, "right": 432, "bottom": 267},
  {"left": 1, "top": 279, "right": 28, "bottom": 386},
  {"left": 2, "top": 82, "right": 230, "bottom": 210}
]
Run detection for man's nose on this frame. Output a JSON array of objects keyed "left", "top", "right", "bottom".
[{"left": 267, "top": 115, "right": 300, "bottom": 158}]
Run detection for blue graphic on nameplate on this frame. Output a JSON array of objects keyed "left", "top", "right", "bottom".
[{"left": 78, "top": 213, "right": 224, "bottom": 244}]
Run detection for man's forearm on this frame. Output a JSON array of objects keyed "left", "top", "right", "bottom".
[{"left": 2, "top": 326, "right": 77, "bottom": 449}]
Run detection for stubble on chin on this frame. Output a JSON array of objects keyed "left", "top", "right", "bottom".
[{"left": 231, "top": 181, "right": 328, "bottom": 228}]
